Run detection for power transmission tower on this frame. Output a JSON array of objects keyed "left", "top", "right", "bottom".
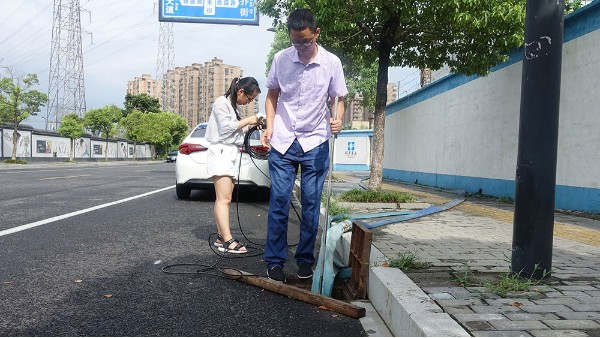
[
  {"left": 156, "top": 22, "right": 175, "bottom": 113},
  {"left": 47, "top": 0, "right": 86, "bottom": 130}
]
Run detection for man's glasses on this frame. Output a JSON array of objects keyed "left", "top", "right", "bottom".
[{"left": 291, "top": 36, "right": 315, "bottom": 48}]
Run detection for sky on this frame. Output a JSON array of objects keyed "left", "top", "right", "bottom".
[{"left": 0, "top": 0, "right": 421, "bottom": 130}]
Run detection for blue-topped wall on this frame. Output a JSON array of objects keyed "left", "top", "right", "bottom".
[{"left": 383, "top": 1, "right": 600, "bottom": 212}]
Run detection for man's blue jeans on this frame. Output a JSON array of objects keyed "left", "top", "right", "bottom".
[{"left": 265, "top": 139, "right": 329, "bottom": 269}]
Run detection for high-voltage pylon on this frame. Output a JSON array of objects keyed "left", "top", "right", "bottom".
[
  {"left": 156, "top": 22, "right": 175, "bottom": 113},
  {"left": 47, "top": 0, "right": 86, "bottom": 130}
]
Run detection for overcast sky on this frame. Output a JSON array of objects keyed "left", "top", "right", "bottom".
[{"left": 1, "top": 0, "right": 420, "bottom": 129}]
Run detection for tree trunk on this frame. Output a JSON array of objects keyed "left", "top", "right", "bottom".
[
  {"left": 368, "top": 45, "right": 392, "bottom": 191},
  {"left": 133, "top": 142, "right": 137, "bottom": 160},
  {"left": 105, "top": 139, "right": 109, "bottom": 162},
  {"left": 11, "top": 125, "right": 19, "bottom": 161},
  {"left": 69, "top": 138, "right": 74, "bottom": 162}
]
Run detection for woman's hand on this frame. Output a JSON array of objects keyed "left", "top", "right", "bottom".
[{"left": 245, "top": 115, "right": 260, "bottom": 126}]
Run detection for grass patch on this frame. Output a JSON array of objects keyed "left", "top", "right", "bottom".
[
  {"left": 321, "top": 193, "right": 351, "bottom": 218},
  {"left": 454, "top": 262, "right": 550, "bottom": 297},
  {"left": 388, "top": 252, "right": 432, "bottom": 271},
  {"left": 338, "top": 188, "right": 416, "bottom": 204},
  {"left": 497, "top": 196, "right": 514, "bottom": 204},
  {"left": 328, "top": 199, "right": 351, "bottom": 218},
  {"left": 2, "top": 159, "right": 27, "bottom": 164}
]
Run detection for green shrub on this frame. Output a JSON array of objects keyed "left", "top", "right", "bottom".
[
  {"left": 388, "top": 252, "right": 431, "bottom": 271},
  {"left": 2, "top": 159, "right": 28, "bottom": 164},
  {"left": 339, "top": 188, "right": 416, "bottom": 203}
]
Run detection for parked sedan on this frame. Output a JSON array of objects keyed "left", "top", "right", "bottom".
[
  {"left": 166, "top": 150, "right": 178, "bottom": 163},
  {"left": 175, "top": 123, "right": 270, "bottom": 199}
]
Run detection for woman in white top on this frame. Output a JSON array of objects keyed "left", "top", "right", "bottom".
[{"left": 205, "top": 76, "right": 261, "bottom": 254}]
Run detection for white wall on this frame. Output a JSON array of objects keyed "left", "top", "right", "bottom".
[
  {"left": 0, "top": 127, "right": 153, "bottom": 161},
  {"left": 383, "top": 3, "right": 600, "bottom": 212}
]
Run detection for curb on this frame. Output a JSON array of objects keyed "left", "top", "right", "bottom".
[
  {"left": 336, "top": 232, "right": 470, "bottom": 337},
  {"left": 296, "top": 178, "right": 469, "bottom": 336}
]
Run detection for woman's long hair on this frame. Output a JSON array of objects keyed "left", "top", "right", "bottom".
[{"left": 225, "top": 77, "right": 261, "bottom": 120}]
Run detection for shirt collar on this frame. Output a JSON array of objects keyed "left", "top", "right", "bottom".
[{"left": 291, "top": 44, "right": 323, "bottom": 65}]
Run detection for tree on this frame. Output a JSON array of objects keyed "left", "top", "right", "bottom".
[
  {"left": 124, "top": 93, "right": 160, "bottom": 117},
  {"left": 0, "top": 70, "right": 48, "bottom": 161},
  {"left": 120, "top": 109, "right": 145, "bottom": 159},
  {"left": 259, "top": 0, "right": 583, "bottom": 190},
  {"left": 167, "top": 113, "right": 189, "bottom": 152},
  {"left": 121, "top": 110, "right": 187, "bottom": 159},
  {"left": 140, "top": 112, "right": 188, "bottom": 157},
  {"left": 259, "top": 0, "right": 527, "bottom": 190},
  {"left": 84, "top": 105, "right": 122, "bottom": 161},
  {"left": 57, "top": 113, "right": 85, "bottom": 162}
]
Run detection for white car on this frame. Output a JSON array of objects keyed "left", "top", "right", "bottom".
[{"left": 175, "top": 123, "right": 271, "bottom": 199}]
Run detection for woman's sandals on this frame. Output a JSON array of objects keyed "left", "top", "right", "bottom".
[{"left": 217, "top": 238, "right": 248, "bottom": 254}]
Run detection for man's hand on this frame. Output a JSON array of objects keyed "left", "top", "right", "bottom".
[
  {"left": 261, "top": 128, "right": 272, "bottom": 148},
  {"left": 330, "top": 118, "right": 342, "bottom": 134}
]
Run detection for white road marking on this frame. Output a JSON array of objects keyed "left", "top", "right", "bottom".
[
  {"left": 38, "top": 174, "right": 91, "bottom": 180},
  {"left": 0, "top": 186, "right": 175, "bottom": 237}
]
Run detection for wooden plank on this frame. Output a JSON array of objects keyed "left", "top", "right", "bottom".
[
  {"left": 223, "top": 269, "right": 366, "bottom": 319},
  {"left": 345, "top": 221, "right": 373, "bottom": 300}
]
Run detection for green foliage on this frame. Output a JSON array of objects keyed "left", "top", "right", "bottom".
[
  {"left": 0, "top": 71, "right": 48, "bottom": 160},
  {"left": 261, "top": 0, "right": 586, "bottom": 189},
  {"left": 321, "top": 192, "right": 351, "bottom": 218},
  {"left": 0, "top": 73, "right": 48, "bottom": 125},
  {"left": 84, "top": 105, "right": 123, "bottom": 161},
  {"left": 265, "top": 25, "right": 293, "bottom": 76},
  {"left": 121, "top": 110, "right": 188, "bottom": 156},
  {"left": 58, "top": 113, "right": 85, "bottom": 161},
  {"left": 259, "top": 0, "right": 527, "bottom": 77},
  {"left": 338, "top": 188, "right": 416, "bottom": 203},
  {"left": 565, "top": 0, "right": 585, "bottom": 14},
  {"left": 454, "top": 262, "right": 550, "bottom": 298},
  {"left": 84, "top": 105, "right": 122, "bottom": 138},
  {"left": 328, "top": 199, "right": 351, "bottom": 218},
  {"left": 124, "top": 93, "right": 160, "bottom": 117},
  {"left": 258, "top": 0, "right": 528, "bottom": 190},
  {"left": 497, "top": 196, "right": 514, "bottom": 204},
  {"left": 2, "top": 159, "right": 28, "bottom": 164},
  {"left": 388, "top": 252, "right": 431, "bottom": 271},
  {"left": 58, "top": 113, "right": 85, "bottom": 140},
  {"left": 120, "top": 110, "right": 146, "bottom": 143}
]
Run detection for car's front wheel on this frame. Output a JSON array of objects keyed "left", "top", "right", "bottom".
[{"left": 176, "top": 184, "right": 192, "bottom": 199}]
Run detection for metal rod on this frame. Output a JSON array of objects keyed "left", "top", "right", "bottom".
[{"left": 318, "top": 97, "right": 338, "bottom": 293}]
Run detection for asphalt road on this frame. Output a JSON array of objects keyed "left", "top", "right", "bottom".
[{"left": 0, "top": 162, "right": 366, "bottom": 336}]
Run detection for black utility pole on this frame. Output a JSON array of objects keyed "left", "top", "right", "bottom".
[{"left": 512, "top": 0, "right": 564, "bottom": 279}]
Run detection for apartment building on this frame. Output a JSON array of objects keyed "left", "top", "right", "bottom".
[
  {"left": 127, "top": 74, "right": 161, "bottom": 98},
  {"left": 127, "top": 58, "right": 259, "bottom": 131},
  {"left": 343, "top": 83, "right": 399, "bottom": 129}
]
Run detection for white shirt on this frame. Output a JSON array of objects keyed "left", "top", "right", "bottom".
[{"left": 205, "top": 96, "right": 245, "bottom": 146}]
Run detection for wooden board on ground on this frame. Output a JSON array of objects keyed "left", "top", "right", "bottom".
[{"left": 223, "top": 269, "right": 366, "bottom": 319}]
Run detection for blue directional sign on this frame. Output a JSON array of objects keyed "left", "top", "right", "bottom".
[{"left": 159, "top": 0, "right": 259, "bottom": 26}]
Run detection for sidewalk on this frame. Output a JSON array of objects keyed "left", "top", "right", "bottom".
[
  {"left": 332, "top": 171, "right": 600, "bottom": 337},
  {"left": 0, "top": 160, "right": 159, "bottom": 170}
]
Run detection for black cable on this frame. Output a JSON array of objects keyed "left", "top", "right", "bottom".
[
  {"left": 243, "top": 125, "right": 269, "bottom": 161},
  {"left": 163, "top": 121, "right": 305, "bottom": 278}
]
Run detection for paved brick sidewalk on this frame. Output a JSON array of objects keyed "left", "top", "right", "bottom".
[{"left": 334, "top": 172, "right": 600, "bottom": 337}]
